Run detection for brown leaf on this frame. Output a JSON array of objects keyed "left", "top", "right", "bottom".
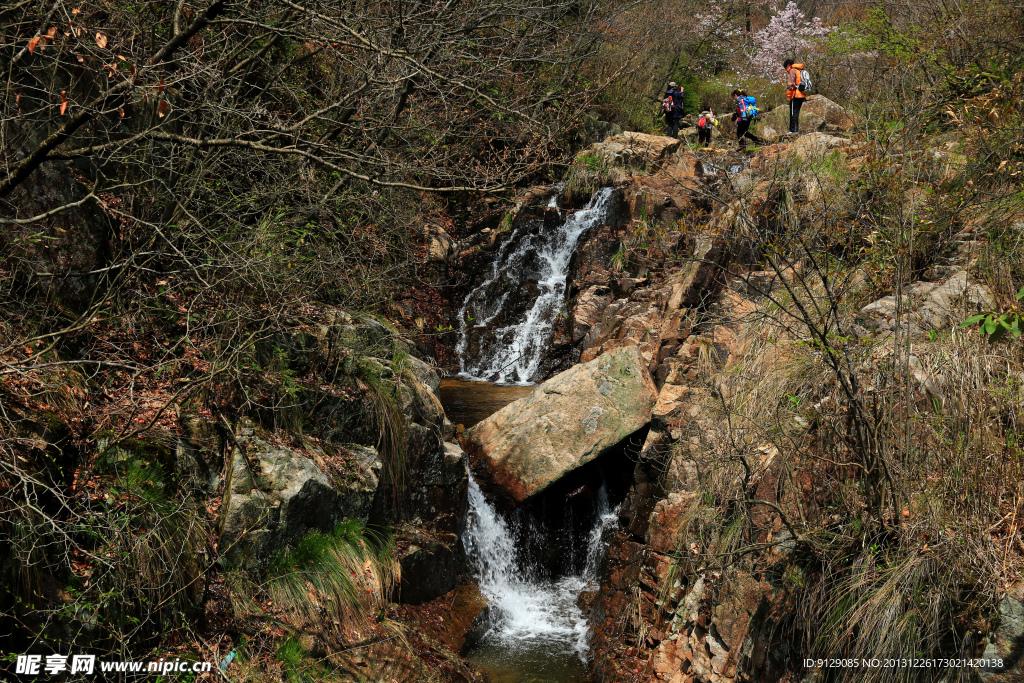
[
  {"left": 158, "top": 77, "right": 165, "bottom": 93},
  {"left": 158, "top": 100, "right": 168, "bottom": 117},
  {"left": 95, "top": 31, "right": 107, "bottom": 48},
  {"left": 72, "top": 7, "right": 80, "bottom": 13},
  {"left": 119, "top": 107, "right": 125, "bottom": 119},
  {"left": 60, "top": 91, "right": 68, "bottom": 115},
  {"left": 28, "top": 36, "right": 40, "bottom": 53},
  {"left": 46, "top": 26, "right": 57, "bottom": 38}
]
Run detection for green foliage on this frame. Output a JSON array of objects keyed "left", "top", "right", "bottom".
[
  {"left": 960, "top": 285, "right": 1024, "bottom": 342},
  {"left": 355, "top": 358, "right": 406, "bottom": 503},
  {"left": 610, "top": 243, "right": 628, "bottom": 272},
  {"left": 277, "top": 638, "right": 328, "bottom": 683}
]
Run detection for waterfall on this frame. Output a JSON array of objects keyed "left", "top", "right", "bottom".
[
  {"left": 457, "top": 187, "right": 614, "bottom": 385},
  {"left": 463, "top": 471, "right": 619, "bottom": 661}
]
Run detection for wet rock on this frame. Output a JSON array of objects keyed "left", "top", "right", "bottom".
[
  {"left": 981, "top": 581, "right": 1024, "bottom": 679},
  {"left": 397, "top": 525, "right": 464, "bottom": 605},
  {"left": 381, "top": 351, "right": 468, "bottom": 559},
  {"left": 571, "top": 285, "right": 614, "bottom": 345},
  {"left": 395, "top": 583, "right": 489, "bottom": 653},
  {"left": 463, "top": 345, "right": 657, "bottom": 505}
]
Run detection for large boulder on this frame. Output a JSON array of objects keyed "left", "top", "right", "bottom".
[
  {"left": 752, "top": 95, "right": 860, "bottom": 143},
  {"left": 462, "top": 344, "right": 657, "bottom": 505},
  {"left": 787, "top": 131, "right": 854, "bottom": 160},
  {"left": 396, "top": 519, "right": 466, "bottom": 604},
  {"left": 220, "top": 423, "right": 382, "bottom": 574}
]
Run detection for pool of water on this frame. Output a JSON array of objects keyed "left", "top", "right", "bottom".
[
  {"left": 462, "top": 574, "right": 590, "bottom": 683},
  {"left": 440, "top": 378, "right": 533, "bottom": 429}
]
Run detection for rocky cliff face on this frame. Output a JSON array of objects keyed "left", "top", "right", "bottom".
[{"left": 533, "top": 130, "right": 1014, "bottom": 682}]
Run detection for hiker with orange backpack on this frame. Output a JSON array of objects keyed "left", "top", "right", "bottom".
[
  {"left": 783, "top": 59, "right": 809, "bottom": 134},
  {"left": 662, "top": 82, "right": 686, "bottom": 138}
]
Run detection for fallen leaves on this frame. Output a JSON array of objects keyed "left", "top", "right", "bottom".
[{"left": 95, "top": 31, "right": 107, "bottom": 48}]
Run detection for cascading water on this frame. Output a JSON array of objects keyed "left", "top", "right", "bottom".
[
  {"left": 462, "top": 472, "right": 619, "bottom": 680},
  {"left": 449, "top": 185, "right": 622, "bottom": 680},
  {"left": 457, "top": 187, "right": 614, "bottom": 385}
]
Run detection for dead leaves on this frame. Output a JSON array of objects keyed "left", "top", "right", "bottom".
[
  {"left": 95, "top": 31, "right": 107, "bottom": 48},
  {"left": 28, "top": 26, "right": 64, "bottom": 52}
]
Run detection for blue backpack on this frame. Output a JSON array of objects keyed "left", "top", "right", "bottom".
[
  {"left": 743, "top": 96, "right": 759, "bottom": 120},
  {"left": 736, "top": 95, "right": 750, "bottom": 121}
]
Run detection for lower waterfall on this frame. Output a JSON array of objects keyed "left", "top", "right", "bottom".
[{"left": 462, "top": 472, "right": 619, "bottom": 680}]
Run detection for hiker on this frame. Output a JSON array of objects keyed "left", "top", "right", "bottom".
[
  {"left": 783, "top": 59, "right": 808, "bottom": 134},
  {"left": 697, "top": 106, "right": 717, "bottom": 146},
  {"left": 731, "top": 89, "right": 764, "bottom": 149},
  {"left": 662, "top": 82, "right": 685, "bottom": 138}
]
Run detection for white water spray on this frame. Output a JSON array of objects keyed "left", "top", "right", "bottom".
[
  {"left": 463, "top": 472, "right": 619, "bottom": 661},
  {"left": 457, "top": 188, "right": 614, "bottom": 384}
]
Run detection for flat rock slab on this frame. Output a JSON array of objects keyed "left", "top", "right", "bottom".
[
  {"left": 462, "top": 344, "right": 656, "bottom": 505},
  {"left": 587, "top": 132, "right": 681, "bottom": 172}
]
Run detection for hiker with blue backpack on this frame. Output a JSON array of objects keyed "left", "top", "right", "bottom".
[
  {"left": 784, "top": 59, "right": 811, "bottom": 134},
  {"left": 731, "top": 89, "right": 764, "bottom": 149},
  {"left": 662, "top": 82, "right": 686, "bottom": 138}
]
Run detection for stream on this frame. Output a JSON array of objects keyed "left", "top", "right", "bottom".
[{"left": 442, "top": 188, "right": 621, "bottom": 682}]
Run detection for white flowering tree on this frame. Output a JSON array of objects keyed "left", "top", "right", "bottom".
[{"left": 749, "top": 2, "right": 830, "bottom": 80}]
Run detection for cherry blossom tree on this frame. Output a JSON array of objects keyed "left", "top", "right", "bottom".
[{"left": 748, "top": 2, "right": 830, "bottom": 80}]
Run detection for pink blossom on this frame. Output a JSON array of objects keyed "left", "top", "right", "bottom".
[{"left": 748, "top": 2, "right": 830, "bottom": 80}]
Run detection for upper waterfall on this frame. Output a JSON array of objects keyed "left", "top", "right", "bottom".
[{"left": 456, "top": 187, "right": 614, "bottom": 385}]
